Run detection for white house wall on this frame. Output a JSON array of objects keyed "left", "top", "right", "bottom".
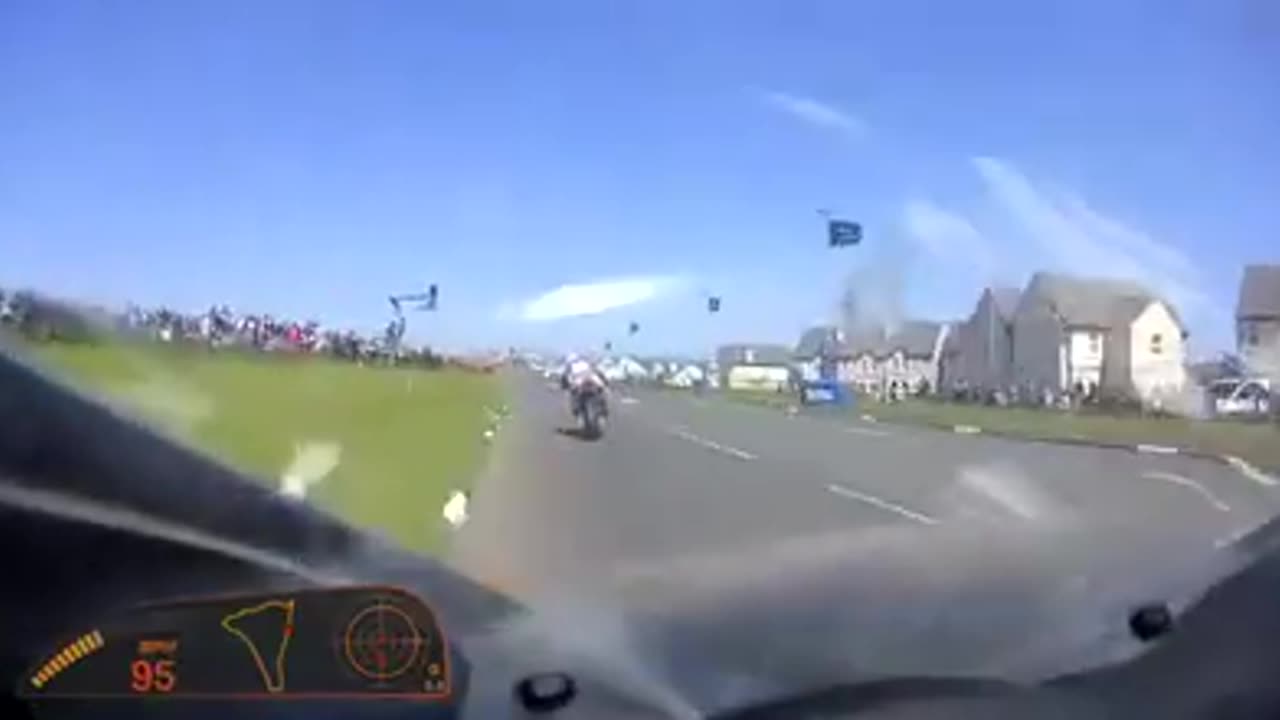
[
  {"left": 1067, "top": 329, "right": 1105, "bottom": 390},
  {"left": 846, "top": 354, "right": 881, "bottom": 391},
  {"left": 897, "top": 357, "right": 939, "bottom": 391},
  {"left": 1128, "top": 301, "right": 1187, "bottom": 401},
  {"left": 727, "top": 365, "right": 790, "bottom": 391}
]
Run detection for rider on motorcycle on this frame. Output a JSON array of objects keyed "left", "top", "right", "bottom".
[{"left": 561, "top": 353, "right": 608, "bottom": 417}]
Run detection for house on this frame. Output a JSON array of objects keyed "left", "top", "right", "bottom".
[
  {"left": 668, "top": 363, "right": 708, "bottom": 388},
  {"left": 599, "top": 355, "right": 649, "bottom": 382},
  {"left": 716, "top": 343, "right": 794, "bottom": 391},
  {"left": 794, "top": 325, "right": 851, "bottom": 382},
  {"left": 884, "top": 321, "right": 951, "bottom": 397},
  {"left": 840, "top": 321, "right": 950, "bottom": 397},
  {"left": 1011, "top": 272, "right": 1187, "bottom": 403},
  {"left": 1236, "top": 264, "right": 1280, "bottom": 383},
  {"left": 641, "top": 356, "right": 692, "bottom": 383},
  {"left": 940, "top": 287, "right": 1019, "bottom": 396}
]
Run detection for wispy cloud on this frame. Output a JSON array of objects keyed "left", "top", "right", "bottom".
[
  {"left": 895, "top": 158, "right": 1221, "bottom": 345},
  {"left": 971, "top": 156, "right": 1209, "bottom": 316},
  {"left": 756, "top": 89, "right": 866, "bottom": 138},
  {"left": 901, "top": 199, "right": 1000, "bottom": 281},
  {"left": 507, "top": 275, "right": 687, "bottom": 322}
]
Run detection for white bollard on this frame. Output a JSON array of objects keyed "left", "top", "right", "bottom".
[
  {"left": 277, "top": 441, "right": 342, "bottom": 499},
  {"left": 442, "top": 490, "right": 470, "bottom": 529}
]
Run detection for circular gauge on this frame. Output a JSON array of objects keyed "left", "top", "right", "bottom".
[{"left": 342, "top": 602, "right": 424, "bottom": 682}]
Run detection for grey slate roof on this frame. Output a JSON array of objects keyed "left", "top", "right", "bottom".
[
  {"left": 1021, "top": 272, "right": 1184, "bottom": 330},
  {"left": 989, "top": 287, "right": 1022, "bottom": 321},
  {"left": 1108, "top": 294, "right": 1158, "bottom": 328},
  {"left": 795, "top": 325, "right": 850, "bottom": 359},
  {"left": 1237, "top": 265, "right": 1280, "bottom": 319},
  {"left": 844, "top": 320, "right": 943, "bottom": 359},
  {"left": 1022, "top": 272, "right": 1148, "bottom": 327},
  {"left": 716, "top": 343, "right": 793, "bottom": 367},
  {"left": 891, "top": 320, "right": 944, "bottom": 356}
]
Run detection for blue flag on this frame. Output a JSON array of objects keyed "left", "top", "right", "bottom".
[{"left": 828, "top": 219, "right": 862, "bottom": 247}]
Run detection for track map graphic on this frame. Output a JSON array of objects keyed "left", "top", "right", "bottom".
[{"left": 220, "top": 600, "right": 296, "bottom": 693}]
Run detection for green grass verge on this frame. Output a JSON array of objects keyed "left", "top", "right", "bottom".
[
  {"left": 725, "top": 388, "right": 1280, "bottom": 470},
  {"left": 27, "top": 341, "right": 499, "bottom": 555}
]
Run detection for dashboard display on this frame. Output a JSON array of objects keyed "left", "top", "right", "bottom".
[{"left": 19, "top": 586, "right": 453, "bottom": 700}]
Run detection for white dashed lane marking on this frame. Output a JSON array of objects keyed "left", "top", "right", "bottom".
[
  {"left": 668, "top": 427, "right": 758, "bottom": 461},
  {"left": 843, "top": 425, "right": 890, "bottom": 438},
  {"left": 826, "top": 483, "right": 940, "bottom": 525}
]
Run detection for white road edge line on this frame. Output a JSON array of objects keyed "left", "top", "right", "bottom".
[
  {"left": 1136, "top": 444, "right": 1179, "bottom": 455},
  {"left": 1141, "top": 470, "right": 1231, "bottom": 512},
  {"left": 826, "top": 483, "right": 939, "bottom": 525},
  {"left": 1215, "top": 518, "right": 1271, "bottom": 549},
  {"left": 669, "top": 428, "right": 757, "bottom": 461},
  {"left": 1224, "top": 455, "right": 1279, "bottom": 487},
  {"left": 844, "top": 426, "right": 890, "bottom": 438}
]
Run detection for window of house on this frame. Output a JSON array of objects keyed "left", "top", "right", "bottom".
[
  {"left": 1150, "top": 333, "right": 1163, "bottom": 354},
  {"left": 1088, "top": 333, "right": 1100, "bottom": 355},
  {"left": 1246, "top": 323, "right": 1260, "bottom": 347}
]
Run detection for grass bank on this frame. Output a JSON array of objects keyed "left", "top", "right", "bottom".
[
  {"left": 29, "top": 341, "right": 500, "bottom": 554},
  {"left": 725, "top": 388, "right": 1280, "bottom": 470}
]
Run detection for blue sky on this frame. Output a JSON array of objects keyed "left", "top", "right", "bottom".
[{"left": 2, "top": 1, "right": 1276, "bottom": 356}]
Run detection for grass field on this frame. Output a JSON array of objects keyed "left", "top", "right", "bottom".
[
  {"left": 28, "top": 341, "right": 500, "bottom": 555},
  {"left": 726, "top": 389, "right": 1280, "bottom": 470}
]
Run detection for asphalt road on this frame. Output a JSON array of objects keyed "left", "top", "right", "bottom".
[{"left": 452, "top": 374, "right": 1280, "bottom": 600}]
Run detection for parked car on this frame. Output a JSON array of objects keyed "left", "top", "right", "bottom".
[{"left": 1208, "top": 378, "right": 1272, "bottom": 417}]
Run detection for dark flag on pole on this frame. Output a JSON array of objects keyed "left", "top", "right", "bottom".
[
  {"left": 708, "top": 296, "right": 721, "bottom": 313},
  {"left": 827, "top": 219, "right": 862, "bottom": 247}
]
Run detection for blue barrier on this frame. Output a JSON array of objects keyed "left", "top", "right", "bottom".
[{"left": 800, "top": 379, "right": 852, "bottom": 407}]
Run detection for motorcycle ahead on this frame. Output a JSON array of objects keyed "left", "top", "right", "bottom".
[{"left": 574, "top": 384, "right": 608, "bottom": 440}]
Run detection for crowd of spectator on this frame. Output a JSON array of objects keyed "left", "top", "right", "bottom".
[{"left": 0, "top": 287, "right": 442, "bottom": 368}]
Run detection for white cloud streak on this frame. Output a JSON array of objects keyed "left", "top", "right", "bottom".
[
  {"left": 757, "top": 90, "right": 866, "bottom": 138},
  {"left": 512, "top": 275, "right": 686, "bottom": 322},
  {"left": 897, "top": 157, "right": 1220, "bottom": 345},
  {"left": 971, "top": 156, "right": 1209, "bottom": 315},
  {"left": 901, "top": 199, "right": 1000, "bottom": 281}
]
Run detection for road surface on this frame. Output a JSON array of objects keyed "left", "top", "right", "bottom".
[{"left": 452, "top": 374, "right": 1280, "bottom": 598}]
